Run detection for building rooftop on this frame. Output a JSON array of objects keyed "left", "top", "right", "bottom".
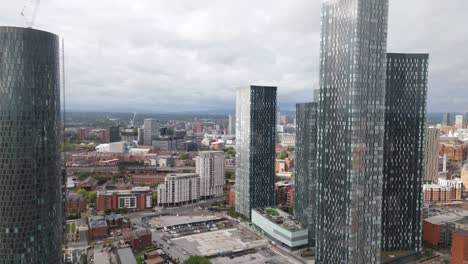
[
  {"left": 116, "top": 248, "right": 137, "bottom": 264},
  {"left": 105, "top": 213, "right": 123, "bottom": 222},
  {"left": 254, "top": 208, "right": 305, "bottom": 231},
  {"left": 80, "top": 177, "right": 98, "bottom": 186},
  {"left": 425, "top": 211, "right": 468, "bottom": 225},
  {"left": 89, "top": 216, "right": 108, "bottom": 229}
]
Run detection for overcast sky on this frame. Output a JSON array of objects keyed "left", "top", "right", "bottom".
[{"left": 1, "top": 0, "right": 467, "bottom": 113}]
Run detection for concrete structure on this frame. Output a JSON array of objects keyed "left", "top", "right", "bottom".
[
  {"left": 116, "top": 247, "right": 137, "bottom": 264},
  {"left": 424, "top": 128, "right": 441, "bottom": 182},
  {"left": 279, "top": 133, "right": 295, "bottom": 147},
  {"left": 152, "top": 137, "right": 184, "bottom": 151},
  {"left": 294, "top": 102, "right": 318, "bottom": 246},
  {"left": 455, "top": 114, "right": 466, "bottom": 129},
  {"left": 251, "top": 208, "right": 308, "bottom": 249},
  {"left": 228, "top": 114, "right": 236, "bottom": 135},
  {"left": 144, "top": 119, "right": 160, "bottom": 146},
  {"left": 121, "top": 128, "right": 138, "bottom": 142},
  {"left": 157, "top": 173, "right": 200, "bottom": 207},
  {"left": 442, "top": 113, "right": 451, "bottom": 126},
  {"left": 382, "top": 53, "right": 428, "bottom": 252},
  {"left": 137, "top": 127, "right": 144, "bottom": 145},
  {"left": 0, "top": 26, "right": 63, "bottom": 263},
  {"left": 235, "top": 86, "right": 277, "bottom": 219},
  {"left": 196, "top": 151, "right": 225, "bottom": 199},
  {"left": 461, "top": 164, "right": 468, "bottom": 191},
  {"left": 96, "top": 187, "right": 153, "bottom": 211},
  {"left": 315, "top": 0, "right": 388, "bottom": 262}
]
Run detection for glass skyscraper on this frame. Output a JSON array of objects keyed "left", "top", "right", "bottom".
[
  {"left": 315, "top": 0, "right": 389, "bottom": 263},
  {"left": 294, "top": 102, "right": 318, "bottom": 246},
  {"left": 382, "top": 53, "right": 428, "bottom": 252},
  {"left": 0, "top": 27, "right": 63, "bottom": 263},
  {"left": 235, "top": 85, "right": 276, "bottom": 219}
]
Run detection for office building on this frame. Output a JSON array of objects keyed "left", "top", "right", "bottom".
[
  {"left": 442, "top": 113, "right": 451, "bottom": 126},
  {"left": 196, "top": 151, "right": 225, "bottom": 199},
  {"left": 294, "top": 102, "right": 318, "bottom": 246},
  {"left": 0, "top": 26, "right": 62, "bottom": 262},
  {"left": 461, "top": 164, "right": 468, "bottom": 191},
  {"left": 137, "top": 127, "right": 144, "bottom": 145},
  {"left": 108, "top": 126, "right": 121, "bottom": 143},
  {"left": 315, "top": 0, "right": 388, "bottom": 263},
  {"left": 382, "top": 53, "right": 428, "bottom": 252},
  {"left": 121, "top": 128, "right": 138, "bottom": 142},
  {"left": 228, "top": 114, "right": 236, "bottom": 135},
  {"left": 157, "top": 173, "right": 200, "bottom": 207},
  {"left": 424, "top": 128, "right": 440, "bottom": 182},
  {"left": 152, "top": 137, "right": 184, "bottom": 151},
  {"left": 235, "top": 85, "right": 277, "bottom": 219},
  {"left": 143, "top": 119, "right": 160, "bottom": 146},
  {"left": 455, "top": 115, "right": 466, "bottom": 129}
]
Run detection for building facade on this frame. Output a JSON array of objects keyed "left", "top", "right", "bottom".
[
  {"left": 0, "top": 27, "right": 63, "bottom": 263},
  {"left": 455, "top": 115, "right": 466, "bottom": 129},
  {"left": 235, "top": 86, "right": 277, "bottom": 219},
  {"left": 294, "top": 102, "right": 318, "bottom": 246},
  {"left": 196, "top": 151, "right": 225, "bottom": 199},
  {"left": 228, "top": 114, "right": 235, "bottom": 135},
  {"left": 382, "top": 53, "right": 428, "bottom": 252},
  {"left": 157, "top": 173, "right": 200, "bottom": 207},
  {"left": 442, "top": 113, "right": 450, "bottom": 126},
  {"left": 425, "top": 128, "right": 441, "bottom": 182},
  {"left": 462, "top": 164, "right": 468, "bottom": 191},
  {"left": 96, "top": 187, "right": 153, "bottom": 211},
  {"left": 143, "top": 119, "right": 160, "bottom": 146},
  {"left": 108, "top": 126, "right": 121, "bottom": 143},
  {"left": 315, "top": 0, "right": 389, "bottom": 263}
]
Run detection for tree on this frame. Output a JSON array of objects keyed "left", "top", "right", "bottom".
[
  {"left": 183, "top": 256, "right": 211, "bottom": 264},
  {"left": 225, "top": 171, "right": 235, "bottom": 180},
  {"left": 179, "top": 153, "right": 189, "bottom": 160},
  {"left": 277, "top": 151, "right": 288, "bottom": 159},
  {"left": 152, "top": 191, "right": 158, "bottom": 203},
  {"left": 87, "top": 191, "right": 97, "bottom": 204},
  {"left": 78, "top": 174, "right": 88, "bottom": 181}
]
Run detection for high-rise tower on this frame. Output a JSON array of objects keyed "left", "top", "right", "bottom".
[
  {"left": 382, "top": 53, "right": 428, "bottom": 252},
  {"left": 235, "top": 85, "right": 276, "bottom": 219},
  {"left": 315, "top": 0, "right": 389, "bottom": 262},
  {"left": 294, "top": 102, "right": 318, "bottom": 246},
  {"left": 0, "top": 27, "right": 62, "bottom": 263},
  {"left": 143, "top": 118, "right": 159, "bottom": 146}
]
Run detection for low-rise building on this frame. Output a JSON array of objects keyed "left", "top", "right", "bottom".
[
  {"left": 131, "top": 175, "right": 165, "bottom": 186},
  {"left": 77, "top": 177, "right": 99, "bottom": 191},
  {"left": 116, "top": 247, "right": 137, "bottom": 264},
  {"left": 251, "top": 208, "right": 308, "bottom": 249},
  {"left": 438, "top": 177, "right": 463, "bottom": 200},
  {"left": 65, "top": 193, "right": 88, "bottom": 213},
  {"left": 89, "top": 216, "right": 108, "bottom": 239},
  {"left": 96, "top": 187, "right": 153, "bottom": 211},
  {"left": 423, "top": 211, "right": 468, "bottom": 247},
  {"left": 452, "top": 229, "right": 468, "bottom": 264},
  {"left": 423, "top": 184, "right": 455, "bottom": 202},
  {"left": 157, "top": 173, "right": 200, "bottom": 207},
  {"left": 122, "top": 228, "right": 153, "bottom": 251},
  {"left": 461, "top": 164, "right": 468, "bottom": 191}
]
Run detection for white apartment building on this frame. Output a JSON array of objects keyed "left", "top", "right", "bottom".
[
  {"left": 157, "top": 173, "right": 200, "bottom": 207},
  {"left": 196, "top": 151, "right": 225, "bottom": 199}
]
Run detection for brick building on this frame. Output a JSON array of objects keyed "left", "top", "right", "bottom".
[
  {"left": 423, "top": 183, "right": 462, "bottom": 202},
  {"left": 229, "top": 187, "right": 235, "bottom": 208},
  {"left": 65, "top": 193, "right": 87, "bottom": 213},
  {"left": 275, "top": 181, "right": 294, "bottom": 206},
  {"left": 123, "top": 228, "right": 152, "bottom": 251},
  {"left": 96, "top": 187, "right": 153, "bottom": 211},
  {"left": 423, "top": 212, "right": 468, "bottom": 247},
  {"left": 438, "top": 177, "right": 463, "bottom": 201},
  {"left": 89, "top": 216, "right": 108, "bottom": 239},
  {"left": 131, "top": 175, "right": 165, "bottom": 186},
  {"left": 452, "top": 230, "right": 468, "bottom": 264},
  {"left": 439, "top": 143, "right": 468, "bottom": 161}
]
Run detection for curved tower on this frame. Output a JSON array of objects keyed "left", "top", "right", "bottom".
[{"left": 0, "top": 27, "right": 62, "bottom": 263}]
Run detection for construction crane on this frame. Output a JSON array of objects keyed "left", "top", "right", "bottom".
[
  {"left": 129, "top": 112, "right": 137, "bottom": 128},
  {"left": 20, "top": 0, "right": 41, "bottom": 28}
]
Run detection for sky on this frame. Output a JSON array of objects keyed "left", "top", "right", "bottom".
[{"left": 1, "top": 0, "right": 467, "bottom": 113}]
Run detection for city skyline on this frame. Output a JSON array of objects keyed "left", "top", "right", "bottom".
[{"left": 0, "top": 1, "right": 467, "bottom": 113}]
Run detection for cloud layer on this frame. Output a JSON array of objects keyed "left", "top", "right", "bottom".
[{"left": 1, "top": 0, "right": 466, "bottom": 112}]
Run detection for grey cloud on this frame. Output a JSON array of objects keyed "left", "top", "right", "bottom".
[{"left": 0, "top": 0, "right": 466, "bottom": 113}]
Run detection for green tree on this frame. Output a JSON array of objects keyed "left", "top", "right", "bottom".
[
  {"left": 86, "top": 191, "right": 97, "bottom": 204},
  {"left": 179, "top": 153, "right": 189, "bottom": 160},
  {"left": 225, "top": 171, "right": 235, "bottom": 179},
  {"left": 277, "top": 150, "right": 288, "bottom": 159},
  {"left": 78, "top": 174, "right": 88, "bottom": 181},
  {"left": 183, "top": 256, "right": 212, "bottom": 264}
]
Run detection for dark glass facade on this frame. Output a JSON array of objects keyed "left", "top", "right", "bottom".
[
  {"left": 442, "top": 113, "right": 450, "bottom": 126},
  {"left": 294, "top": 102, "right": 317, "bottom": 246},
  {"left": 382, "top": 53, "right": 428, "bottom": 252},
  {"left": 0, "top": 27, "right": 62, "bottom": 263},
  {"left": 316, "top": 0, "right": 388, "bottom": 263},
  {"left": 235, "top": 86, "right": 276, "bottom": 219}
]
